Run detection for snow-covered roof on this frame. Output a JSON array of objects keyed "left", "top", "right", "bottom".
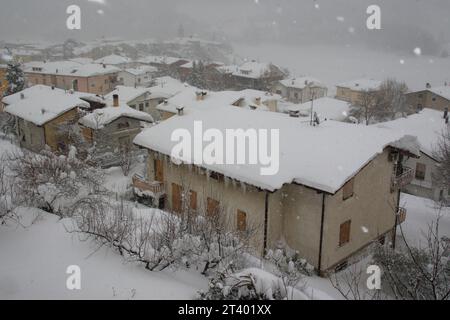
[
  {"left": 337, "top": 79, "right": 382, "bottom": 92},
  {"left": 137, "top": 55, "right": 184, "bottom": 66},
  {"left": 24, "top": 61, "right": 120, "bottom": 77},
  {"left": 233, "top": 61, "right": 277, "bottom": 79},
  {"left": 79, "top": 104, "right": 153, "bottom": 129},
  {"left": 94, "top": 54, "right": 132, "bottom": 65},
  {"left": 3, "top": 85, "right": 90, "bottom": 126},
  {"left": 428, "top": 86, "right": 450, "bottom": 101},
  {"left": 281, "top": 97, "right": 351, "bottom": 122},
  {"left": 157, "top": 88, "right": 281, "bottom": 114},
  {"left": 279, "top": 77, "right": 326, "bottom": 90},
  {"left": 375, "top": 108, "right": 449, "bottom": 159},
  {"left": 105, "top": 86, "right": 152, "bottom": 104},
  {"left": 134, "top": 105, "right": 418, "bottom": 193},
  {"left": 69, "top": 57, "right": 94, "bottom": 65},
  {"left": 122, "top": 66, "right": 157, "bottom": 76},
  {"left": 149, "top": 76, "right": 189, "bottom": 97}
]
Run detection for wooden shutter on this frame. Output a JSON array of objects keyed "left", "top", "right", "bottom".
[
  {"left": 207, "top": 198, "right": 220, "bottom": 217},
  {"left": 237, "top": 210, "right": 247, "bottom": 232},
  {"left": 415, "top": 163, "right": 426, "bottom": 180},
  {"left": 190, "top": 190, "right": 197, "bottom": 211},
  {"left": 172, "top": 183, "right": 182, "bottom": 214},
  {"left": 339, "top": 220, "right": 351, "bottom": 246},
  {"left": 343, "top": 178, "right": 355, "bottom": 200},
  {"left": 155, "top": 159, "right": 164, "bottom": 182}
]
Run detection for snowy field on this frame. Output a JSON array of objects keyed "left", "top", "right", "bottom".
[{"left": 234, "top": 43, "right": 450, "bottom": 94}]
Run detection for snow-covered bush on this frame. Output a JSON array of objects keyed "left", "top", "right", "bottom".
[
  {"left": 199, "top": 268, "right": 309, "bottom": 300},
  {"left": 265, "top": 248, "right": 315, "bottom": 278},
  {"left": 72, "top": 200, "right": 258, "bottom": 275},
  {"left": 7, "top": 146, "right": 104, "bottom": 216}
]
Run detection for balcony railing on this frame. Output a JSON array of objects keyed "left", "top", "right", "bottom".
[
  {"left": 132, "top": 174, "right": 165, "bottom": 198},
  {"left": 391, "top": 166, "right": 414, "bottom": 191},
  {"left": 397, "top": 207, "right": 407, "bottom": 224}
]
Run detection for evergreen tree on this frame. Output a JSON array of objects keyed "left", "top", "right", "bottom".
[{"left": 5, "top": 62, "right": 25, "bottom": 96}]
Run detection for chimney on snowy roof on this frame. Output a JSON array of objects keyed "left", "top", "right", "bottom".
[
  {"left": 426, "top": 83, "right": 431, "bottom": 89},
  {"left": 176, "top": 106, "right": 184, "bottom": 116},
  {"left": 113, "top": 94, "right": 119, "bottom": 107},
  {"left": 20, "top": 93, "right": 25, "bottom": 100}
]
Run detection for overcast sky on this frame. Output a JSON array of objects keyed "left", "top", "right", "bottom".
[{"left": 0, "top": 0, "right": 449, "bottom": 51}]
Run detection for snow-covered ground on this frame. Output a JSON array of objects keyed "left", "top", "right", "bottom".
[
  {"left": 399, "top": 193, "right": 450, "bottom": 248},
  {"left": 234, "top": 44, "right": 450, "bottom": 94},
  {"left": 0, "top": 208, "right": 208, "bottom": 300}
]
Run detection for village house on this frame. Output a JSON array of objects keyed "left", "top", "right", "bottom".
[
  {"left": 231, "top": 61, "right": 286, "bottom": 91},
  {"left": 279, "top": 97, "right": 351, "bottom": 122},
  {"left": 273, "top": 77, "right": 328, "bottom": 104},
  {"left": 406, "top": 84, "right": 450, "bottom": 112},
  {"left": 118, "top": 66, "right": 158, "bottom": 87},
  {"left": 2, "top": 85, "right": 103, "bottom": 152},
  {"left": 105, "top": 85, "right": 170, "bottom": 120},
  {"left": 137, "top": 56, "right": 190, "bottom": 77},
  {"left": 376, "top": 108, "right": 450, "bottom": 203},
  {"left": 94, "top": 54, "right": 133, "bottom": 69},
  {"left": 24, "top": 60, "right": 120, "bottom": 95},
  {"left": 133, "top": 105, "right": 419, "bottom": 274},
  {"left": 156, "top": 87, "right": 282, "bottom": 120},
  {"left": 335, "top": 79, "right": 382, "bottom": 106},
  {"left": 78, "top": 93, "right": 153, "bottom": 167}
]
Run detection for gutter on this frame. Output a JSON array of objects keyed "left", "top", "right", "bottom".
[
  {"left": 263, "top": 192, "right": 269, "bottom": 255},
  {"left": 318, "top": 192, "right": 326, "bottom": 275}
]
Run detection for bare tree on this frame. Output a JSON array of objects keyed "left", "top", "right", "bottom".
[
  {"left": 349, "top": 79, "right": 412, "bottom": 125},
  {"left": 433, "top": 127, "right": 450, "bottom": 198}
]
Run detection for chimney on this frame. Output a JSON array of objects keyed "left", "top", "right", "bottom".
[
  {"left": 176, "top": 106, "right": 184, "bottom": 116},
  {"left": 113, "top": 94, "right": 119, "bottom": 107},
  {"left": 426, "top": 82, "right": 431, "bottom": 89},
  {"left": 103, "top": 63, "right": 106, "bottom": 69},
  {"left": 51, "top": 85, "right": 55, "bottom": 90},
  {"left": 20, "top": 93, "right": 25, "bottom": 100},
  {"left": 196, "top": 91, "right": 207, "bottom": 101},
  {"left": 255, "top": 97, "right": 261, "bottom": 106}
]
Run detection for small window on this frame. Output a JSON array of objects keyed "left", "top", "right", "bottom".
[
  {"left": 237, "top": 210, "right": 247, "bottom": 232},
  {"left": 207, "top": 197, "right": 220, "bottom": 217},
  {"left": 415, "top": 163, "right": 426, "bottom": 180},
  {"left": 343, "top": 178, "right": 355, "bottom": 200},
  {"left": 145, "top": 102, "right": 149, "bottom": 107},
  {"left": 139, "top": 103, "right": 144, "bottom": 111},
  {"left": 118, "top": 122, "right": 130, "bottom": 130},
  {"left": 339, "top": 220, "right": 351, "bottom": 246},
  {"left": 190, "top": 190, "right": 197, "bottom": 211}
]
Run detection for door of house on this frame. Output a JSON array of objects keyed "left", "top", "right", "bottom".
[
  {"left": 172, "top": 183, "right": 182, "bottom": 214},
  {"left": 155, "top": 159, "right": 164, "bottom": 182}
]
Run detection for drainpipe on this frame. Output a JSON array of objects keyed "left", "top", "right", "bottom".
[
  {"left": 263, "top": 192, "right": 269, "bottom": 255},
  {"left": 318, "top": 192, "right": 326, "bottom": 275}
]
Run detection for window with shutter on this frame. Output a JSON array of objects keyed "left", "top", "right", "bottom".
[
  {"left": 339, "top": 220, "right": 351, "bottom": 246},
  {"left": 343, "top": 178, "right": 355, "bottom": 200},
  {"left": 415, "top": 163, "right": 426, "bottom": 180},
  {"left": 190, "top": 190, "right": 197, "bottom": 211},
  {"left": 172, "top": 183, "right": 182, "bottom": 214},
  {"left": 207, "top": 197, "right": 220, "bottom": 217},
  {"left": 237, "top": 210, "right": 247, "bottom": 232}
]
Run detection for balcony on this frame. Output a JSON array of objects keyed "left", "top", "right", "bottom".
[
  {"left": 391, "top": 166, "right": 414, "bottom": 191},
  {"left": 132, "top": 174, "right": 166, "bottom": 199},
  {"left": 397, "top": 207, "right": 407, "bottom": 224}
]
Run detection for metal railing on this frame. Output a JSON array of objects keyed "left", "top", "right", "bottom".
[
  {"left": 391, "top": 166, "right": 414, "bottom": 191},
  {"left": 132, "top": 174, "right": 165, "bottom": 197}
]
